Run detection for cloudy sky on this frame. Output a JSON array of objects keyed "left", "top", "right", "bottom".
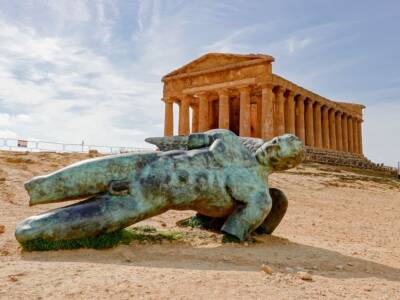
[{"left": 0, "top": 0, "right": 399, "bottom": 166}]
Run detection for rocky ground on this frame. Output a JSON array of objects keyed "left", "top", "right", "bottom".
[{"left": 0, "top": 150, "right": 399, "bottom": 299}]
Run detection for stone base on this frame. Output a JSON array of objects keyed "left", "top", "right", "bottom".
[{"left": 305, "top": 147, "right": 397, "bottom": 175}]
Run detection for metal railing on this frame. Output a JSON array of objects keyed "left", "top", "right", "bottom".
[{"left": 0, "top": 137, "right": 152, "bottom": 154}]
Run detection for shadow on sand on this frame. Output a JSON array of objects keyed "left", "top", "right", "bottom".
[{"left": 21, "top": 234, "right": 400, "bottom": 282}]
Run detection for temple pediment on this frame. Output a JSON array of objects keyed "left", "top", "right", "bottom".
[{"left": 163, "top": 53, "right": 274, "bottom": 80}]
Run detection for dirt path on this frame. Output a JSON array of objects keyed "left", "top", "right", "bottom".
[{"left": 0, "top": 151, "right": 399, "bottom": 299}]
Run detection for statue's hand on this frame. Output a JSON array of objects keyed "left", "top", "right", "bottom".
[{"left": 222, "top": 233, "right": 241, "bottom": 244}]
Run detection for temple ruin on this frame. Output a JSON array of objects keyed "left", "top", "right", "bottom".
[{"left": 161, "top": 53, "right": 364, "bottom": 156}]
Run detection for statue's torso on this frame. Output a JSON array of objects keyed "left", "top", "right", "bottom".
[{"left": 134, "top": 143, "right": 264, "bottom": 217}]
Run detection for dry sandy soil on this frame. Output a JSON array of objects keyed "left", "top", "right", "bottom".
[{"left": 0, "top": 150, "right": 399, "bottom": 299}]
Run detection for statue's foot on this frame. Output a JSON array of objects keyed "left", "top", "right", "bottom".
[
  {"left": 15, "top": 193, "right": 145, "bottom": 244},
  {"left": 176, "top": 214, "right": 225, "bottom": 232}
]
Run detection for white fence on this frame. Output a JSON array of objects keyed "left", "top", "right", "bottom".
[{"left": 0, "top": 137, "right": 152, "bottom": 154}]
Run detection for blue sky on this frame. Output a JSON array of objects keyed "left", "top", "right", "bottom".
[{"left": 0, "top": 0, "right": 399, "bottom": 166}]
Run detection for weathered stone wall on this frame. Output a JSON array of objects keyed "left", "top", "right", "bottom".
[{"left": 304, "top": 147, "right": 397, "bottom": 175}]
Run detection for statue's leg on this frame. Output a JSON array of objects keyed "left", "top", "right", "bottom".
[
  {"left": 15, "top": 193, "right": 163, "bottom": 243},
  {"left": 255, "top": 188, "right": 288, "bottom": 235},
  {"left": 178, "top": 188, "right": 287, "bottom": 237}
]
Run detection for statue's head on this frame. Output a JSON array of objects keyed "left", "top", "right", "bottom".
[{"left": 255, "top": 134, "right": 304, "bottom": 172}]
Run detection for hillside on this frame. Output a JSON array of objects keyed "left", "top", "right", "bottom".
[{"left": 0, "top": 151, "right": 399, "bottom": 299}]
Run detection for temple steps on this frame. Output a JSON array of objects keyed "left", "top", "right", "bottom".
[{"left": 304, "top": 147, "right": 396, "bottom": 174}]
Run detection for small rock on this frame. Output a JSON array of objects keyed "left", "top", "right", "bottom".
[
  {"left": 297, "top": 271, "right": 313, "bottom": 281},
  {"left": 364, "top": 287, "right": 372, "bottom": 292},
  {"left": 285, "top": 267, "right": 294, "bottom": 273},
  {"left": 244, "top": 242, "right": 249, "bottom": 247},
  {"left": 335, "top": 265, "right": 344, "bottom": 270},
  {"left": 312, "top": 265, "right": 318, "bottom": 270},
  {"left": 347, "top": 262, "right": 354, "bottom": 267},
  {"left": 0, "top": 224, "right": 5, "bottom": 234},
  {"left": 261, "top": 264, "right": 273, "bottom": 274}
]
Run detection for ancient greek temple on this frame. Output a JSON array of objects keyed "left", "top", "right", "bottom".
[{"left": 161, "top": 53, "right": 364, "bottom": 155}]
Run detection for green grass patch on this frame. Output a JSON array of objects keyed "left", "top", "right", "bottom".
[
  {"left": 20, "top": 227, "right": 183, "bottom": 252},
  {"left": 176, "top": 216, "right": 205, "bottom": 229}
]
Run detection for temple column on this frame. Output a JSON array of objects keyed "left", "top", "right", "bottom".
[
  {"left": 348, "top": 116, "right": 354, "bottom": 153},
  {"left": 218, "top": 89, "right": 230, "bottom": 129},
  {"left": 335, "top": 111, "right": 343, "bottom": 151},
  {"left": 239, "top": 86, "right": 251, "bottom": 137},
  {"left": 313, "top": 102, "right": 322, "bottom": 148},
  {"left": 260, "top": 83, "right": 274, "bottom": 140},
  {"left": 178, "top": 96, "right": 190, "bottom": 135},
  {"left": 286, "top": 91, "right": 296, "bottom": 134},
  {"left": 191, "top": 104, "right": 199, "bottom": 133},
  {"left": 275, "top": 86, "right": 285, "bottom": 136},
  {"left": 198, "top": 92, "right": 209, "bottom": 132},
  {"left": 256, "top": 97, "right": 262, "bottom": 138},
  {"left": 322, "top": 105, "right": 330, "bottom": 149},
  {"left": 250, "top": 102, "right": 258, "bottom": 137},
  {"left": 305, "top": 98, "right": 315, "bottom": 147},
  {"left": 353, "top": 118, "right": 359, "bottom": 154},
  {"left": 358, "top": 120, "right": 363, "bottom": 155},
  {"left": 342, "top": 114, "right": 348, "bottom": 152},
  {"left": 328, "top": 108, "right": 337, "bottom": 150},
  {"left": 207, "top": 100, "right": 215, "bottom": 130},
  {"left": 295, "top": 95, "right": 306, "bottom": 143},
  {"left": 164, "top": 99, "right": 174, "bottom": 136}
]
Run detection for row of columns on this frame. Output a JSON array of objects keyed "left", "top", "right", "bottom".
[
  {"left": 296, "top": 95, "right": 363, "bottom": 154},
  {"left": 164, "top": 83, "right": 363, "bottom": 155}
]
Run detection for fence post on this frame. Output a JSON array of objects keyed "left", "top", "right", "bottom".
[
  {"left": 81, "top": 140, "right": 84, "bottom": 153},
  {"left": 398, "top": 161, "right": 400, "bottom": 179}
]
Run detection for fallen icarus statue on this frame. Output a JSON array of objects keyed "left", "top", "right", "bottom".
[{"left": 15, "top": 129, "right": 304, "bottom": 246}]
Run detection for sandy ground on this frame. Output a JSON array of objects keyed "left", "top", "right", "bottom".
[{"left": 0, "top": 150, "right": 399, "bottom": 299}]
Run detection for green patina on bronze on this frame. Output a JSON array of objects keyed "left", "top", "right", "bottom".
[{"left": 15, "top": 129, "right": 304, "bottom": 245}]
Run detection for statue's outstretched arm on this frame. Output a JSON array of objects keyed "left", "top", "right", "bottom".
[{"left": 222, "top": 176, "right": 272, "bottom": 241}]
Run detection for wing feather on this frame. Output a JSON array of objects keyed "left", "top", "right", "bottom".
[{"left": 145, "top": 135, "right": 265, "bottom": 154}]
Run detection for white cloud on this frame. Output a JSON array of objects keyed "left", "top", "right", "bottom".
[
  {"left": 203, "top": 25, "right": 260, "bottom": 53},
  {"left": 363, "top": 101, "right": 400, "bottom": 167},
  {"left": 0, "top": 129, "right": 17, "bottom": 138},
  {"left": 287, "top": 37, "right": 312, "bottom": 54},
  {"left": 132, "top": 0, "right": 190, "bottom": 77},
  {"left": 0, "top": 1, "right": 398, "bottom": 168},
  {"left": 45, "top": 0, "right": 91, "bottom": 22},
  {"left": 0, "top": 19, "right": 162, "bottom": 147}
]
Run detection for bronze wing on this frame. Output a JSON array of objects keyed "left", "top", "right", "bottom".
[{"left": 145, "top": 135, "right": 265, "bottom": 154}]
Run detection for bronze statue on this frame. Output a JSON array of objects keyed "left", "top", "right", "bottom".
[{"left": 15, "top": 129, "right": 304, "bottom": 244}]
